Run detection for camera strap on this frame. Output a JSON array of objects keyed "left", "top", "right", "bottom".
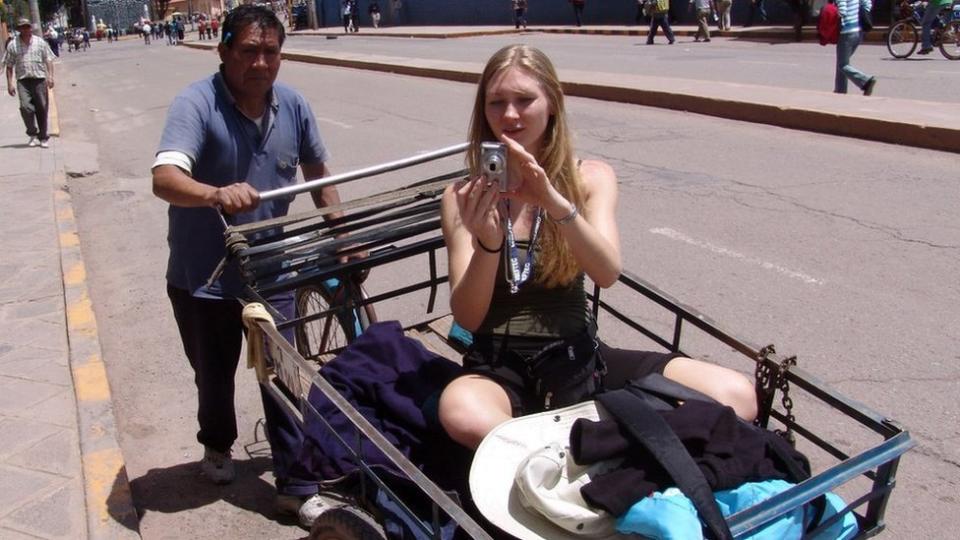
[{"left": 502, "top": 200, "right": 544, "bottom": 294}]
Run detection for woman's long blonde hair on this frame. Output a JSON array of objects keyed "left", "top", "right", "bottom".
[{"left": 467, "top": 44, "right": 584, "bottom": 288}]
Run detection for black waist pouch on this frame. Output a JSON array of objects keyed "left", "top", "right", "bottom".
[{"left": 521, "top": 325, "right": 604, "bottom": 410}]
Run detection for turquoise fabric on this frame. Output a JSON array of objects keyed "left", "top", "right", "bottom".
[
  {"left": 447, "top": 320, "right": 474, "bottom": 348},
  {"left": 615, "top": 479, "right": 859, "bottom": 540}
]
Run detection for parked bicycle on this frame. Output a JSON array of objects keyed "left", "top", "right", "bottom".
[{"left": 886, "top": 0, "right": 960, "bottom": 59}]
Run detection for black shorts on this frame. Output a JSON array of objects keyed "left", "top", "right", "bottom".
[{"left": 463, "top": 337, "right": 682, "bottom": 416}]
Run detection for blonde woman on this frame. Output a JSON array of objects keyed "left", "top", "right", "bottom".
[{"left": 437, "top": 45, "right": 757, "bottom": 450}]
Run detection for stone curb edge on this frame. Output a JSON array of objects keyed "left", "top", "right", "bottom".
[
  {"left": 184, "top": 41, "right": 960, "bottom": 154},
  {"left": 48, "top": 83, "right": 60, "bottom": 137},
  {"left": 53, "top": 168, "right": 141, "bottom": 539}
]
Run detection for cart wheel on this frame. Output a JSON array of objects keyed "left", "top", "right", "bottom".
[
  {"left": 295, "top": 279, "right": 373, "bottom": 360},
  {"left": 938, "top": 21, "right": 960, "bottom": 60},
  {"left": 308, "top": 507, "right": 386, "bottom": 540},
  {"left": 886, "top": 21, "right": 918, "bottom": 58}
]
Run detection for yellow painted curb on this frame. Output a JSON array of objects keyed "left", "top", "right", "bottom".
[
  {"left": 48, "top": 86, "right": 61, "bottom": 137},
  {"left": 52, "top": 179, "right": 140, "bottom": 539},
  {"left": 74, "top": 357, "right": 111, "bottom": 402},
  {"left": 66, "top": 289, "right": 99, "bottom": 336},
  {"left": 83, "top": 447, "right": 134, "bottom": 524},
  {"left": 64, "top": 260, "right": 87, "bottom": 286}
]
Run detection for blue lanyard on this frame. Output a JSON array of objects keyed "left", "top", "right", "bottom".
[{"left": 502, "top": 200, "right": 544, "bottom": 294}]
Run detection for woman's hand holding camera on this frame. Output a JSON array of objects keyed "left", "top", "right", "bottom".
[
  {"left": 455, "top": 176, "right": 503, "bottom": 252},
  {"left": 500, "top": 135, "right": 572, "bottom": 221}
]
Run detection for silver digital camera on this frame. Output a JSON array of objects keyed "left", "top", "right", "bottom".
[{"left": 480, "top": 142, "right": 509, "bottom": 192}]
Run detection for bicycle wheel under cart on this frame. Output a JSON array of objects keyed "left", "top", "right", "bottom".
[
  {"left": 887, "top": 21, "right": 919, "bottom": 58},
  {"left": 295, "top": 279, "right": 371, "bottom": 360}
]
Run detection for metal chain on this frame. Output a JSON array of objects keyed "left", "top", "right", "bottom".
[
  {"left": 775, "top": 355, "right": 798, "bottom": 445},
  {"left": 753, "top": 344, "right": 776, "bottom": 427},
  {"left": 753, "top": 345, "right": 799, "bottom": 445}
]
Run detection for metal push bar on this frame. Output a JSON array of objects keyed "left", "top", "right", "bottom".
[{"left": 258, "top": 142, "right": 469, "bottom": 203}]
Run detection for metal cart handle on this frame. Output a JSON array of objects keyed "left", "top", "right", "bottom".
[{"left": 259, "top": 142, "right": 469, "bottom": 203}]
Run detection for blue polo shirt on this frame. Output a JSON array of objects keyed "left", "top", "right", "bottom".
[{"left": 156, "top": 70, "right": 329, "bottom": 298}]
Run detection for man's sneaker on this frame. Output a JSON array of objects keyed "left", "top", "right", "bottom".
[
  {"left": 39, "top": 139, "right": 50, "bottom": 148},
  {"left": 862, "top": 77, "right": 877, "bottom": 97},
  {"left": 28, "top": 137, "right": 38, "bottom": 147},
  {"left": 917, "top": 47, "right": 933, "bottom": 55},
  {"left": 200, "top": 447, "right": 234, "bottom": 485}
]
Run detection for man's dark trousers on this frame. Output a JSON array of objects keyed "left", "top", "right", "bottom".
[
  {"left": 167, "top": 285, "right": 319, "bottom": 496},
  {"left": 17, "top": 77, "right": 49, "bottom": 141}
]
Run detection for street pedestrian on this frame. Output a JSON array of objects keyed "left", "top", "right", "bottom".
[
  {"left": 44, "top": 26, "right": 60, "bottom": 56},
  {"left": 691, "top": 0, "right": 716, "bottom": 41},
  {"left": 142, "top": 22, "right": 152, "bottom": 44},
  {"left": 571, "top": 0, "right": 585, "bottom": 26},
  {"left": 351, "top": 0, "right": 361, "bottom": 32},
  {"left": 919, "top": 0, "right": 951, "bottom": 54},
  {"left": 745, "top": 0, "right": 767, "bottom": 26},
  {"left": 717, "top": 0, "right": 733, "bottom": 30},
  {"left": 343, "top": 0, "right": 354, "bottom": 33},
  {"left": 646, "top": 0, "right": 675, "bottom": 44},
  {"left": 369, "top": 1, "right": 382, "bottom": 28},
  {"left": 437, "top": 43, "right": 758, "bottom": 450},
  {"left": 151, "top": 4, "right": 353, "bottom": 529},
  {"left": 198, "top": 19, "right": 206, "bottom": 40},
  {"left": 206, "top": 19, "right": 213, "bottom": 39},
  {"left": 211, "top": 17, "right": 220, "bottom": 38},
  {"left": 3, "top": 18, "right": 56, "bottom": 148},
  {"left": 391, "top": 0, "right": 404, "bottom": 25},
  {"left": 513, "top": 0, "right": 528, "bottom": 29},
  {"left": 834, "top": 0, "right": 876, "bottom": 94},
  {"left": 787, "top": 0, "right": 810, "bottom": 41},
  {"left": 177, "top": 19, "right": 185, "bottom": 42}
]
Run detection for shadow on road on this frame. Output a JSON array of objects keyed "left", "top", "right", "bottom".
[{"left": 128, "top": 456, "right": 297, "bottom": 525}]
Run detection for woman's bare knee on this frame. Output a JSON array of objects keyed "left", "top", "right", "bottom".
[
  {"left": 438, "top": 375, "right": 512, "bottom": 449},
  {"left": 663, "top": 357, "right": 758, "bottom": 421},
  {"left": 716, "top": 371, "right": 758, "bottom": 421}
]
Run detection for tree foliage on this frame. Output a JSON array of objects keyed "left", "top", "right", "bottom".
[
  {"left": 2, "top": 0, "right": 29, "bottom": 25},
  {"left": 39, "top": 0, "right": 65, "bottom": 21},
  {"left": 153, "top": 0, "right": 171, "bottom": 20}
]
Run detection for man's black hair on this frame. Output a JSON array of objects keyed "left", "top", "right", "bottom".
[{"left": 220, "top": 4, "right": 285, "bottom": 48}]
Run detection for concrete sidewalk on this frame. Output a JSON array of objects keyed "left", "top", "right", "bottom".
[
  {"left": 0, "top": 90, "right": 139, "bottom": 538},
  {"left": 186, "top": 30, "right": 960, "bottom": 154}
]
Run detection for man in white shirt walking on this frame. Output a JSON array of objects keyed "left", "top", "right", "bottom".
[{"left": 3, "top": 18, "right": 56, "bottom": 148}]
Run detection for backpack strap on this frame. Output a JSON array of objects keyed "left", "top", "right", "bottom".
[{"left": 597, "top": 389, "right": 734, "bottom": 540}]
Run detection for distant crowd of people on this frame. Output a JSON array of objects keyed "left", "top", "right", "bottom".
[
  {"left": 135, "top": 16, "right": 220, "bottom": 46},
  {"left": 340, "top": 0, "right": 386, "bottom": 32}
]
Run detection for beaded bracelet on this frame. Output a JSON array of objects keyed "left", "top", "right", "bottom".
[
  {"left": 550, "top": 204, "right": 579, "bottom": 226},
  {"left": 476, "top": 237, "right": 504, "bottom": 253}
]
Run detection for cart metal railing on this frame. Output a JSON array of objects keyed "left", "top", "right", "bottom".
[{"left": 229, "top": 144, "right": 913, "bottom": 539}]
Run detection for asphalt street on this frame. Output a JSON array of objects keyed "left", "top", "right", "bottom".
[
  {"left": 50, "top": 35, "right": 958, "bottom": 539},
  {"left": 284, "top": 31, "right": 960, "bottom": 102}
]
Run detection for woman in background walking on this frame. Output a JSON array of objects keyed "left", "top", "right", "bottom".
[{"left": 834, "top": 0, "right": 876, "bottom": 95}]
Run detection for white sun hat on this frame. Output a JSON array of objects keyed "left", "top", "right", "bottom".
[{"left": 469, "top": 401, "right": 631, "bottom": 540}]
